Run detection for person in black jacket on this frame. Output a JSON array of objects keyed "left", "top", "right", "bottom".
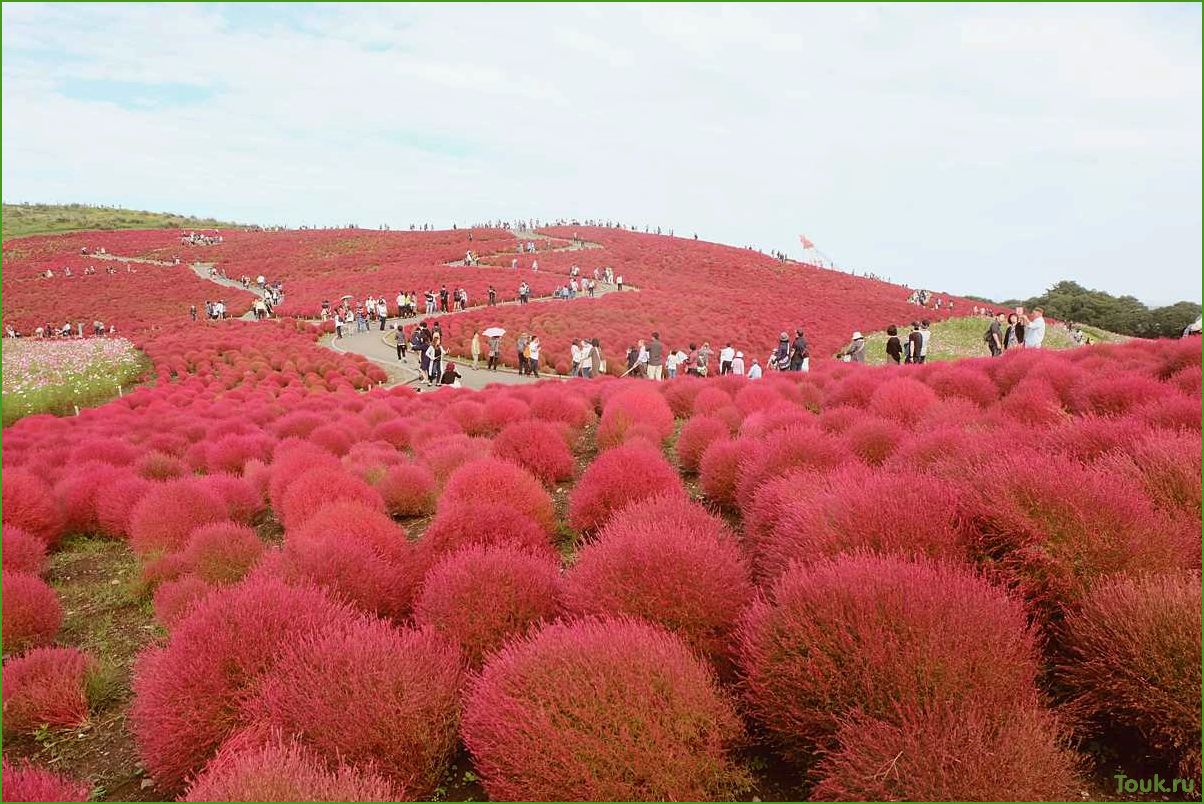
[
  {"left": 885, "top": 325, "right": 903, "bottom": 364},
  {"left": 440, "top": 362, "right": 462, "bottom": 385},
  {"left": 906, "top": 322, "right": 923, "bottom": 364},
  {"left": 789, "top": 328, "right": 810, "bottom": 372}
]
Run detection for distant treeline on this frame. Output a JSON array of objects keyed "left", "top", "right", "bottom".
[{"left": 1000, "top": 280, "right": 1199, "bottom": 339}]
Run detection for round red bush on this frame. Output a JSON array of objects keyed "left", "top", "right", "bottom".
[
  {"left": 757, "top": 465, "right": 970, "bottom": 578},
  {"left": 597, "top": 387, "right": 675, "bottom": 450},
  {"left": 277, "top": 466, "right": 384, "bottom": 530},
  {"left": 491, "top": 421, "right": 575, "bottom": 486},
  {"left": 462, "top": 617, "right": 750, "bottom": 801},
  {"left": 127, "top": 479, "right": 229, "bottom": 557},
  {"left": 441, "top": 458, "right": 554, "bottom": 533},
  {"left": 867, "top": 376, "right": 940, "bottom": 427},
  {"left": 697, "top": 437, "right": 742, "bottom": 509},
  {"left": 0, "top": 758, "right": 90, "bottom": 802},
  {"left": 1, "top": 570, "right": 63, "bottom": 655},
  {"left": 130, "top": 578, "right": 358, "bottom": 791},
  {"left": 675, "top": 415, "right": 730, "bottom": 473},
  {"left": 843, "top": 416, "right": 907, "bottom": 466},
  {"left": 811, "top": 704, "right": 1080, "bottom": 801},
  {"left": 180, "top": 522, "right": 264, "bottom": 585},
  {"left": 417, "top": 500, "right": 556, "bottom": 571},
  {"left": 2, "top": 470, "right": 65, "bottom": 548},
  {"left": 200, "top": 473, "right": 265, "bottom": 523},
  {"left": 276, "top": 531, "right": 414, "bottom": 620},
  {"left": 414, "top": 544, "right": 561, "bottom": 667},
  {"left": 569, "top": 442, "right": 686, "bottom": 534},
  {"left": 563, "top": 495, "right": 752, "bottom": 664},
  {"left": 244, "top": 618, "right": 462, "bottom": 796},
  {"left": 182, "top": 735, "right": 403, "bottom": 802},
  {"left": 1060, "top": 572, "right": 1201, "bottom": 777},
  {"left": 2, "top": 527, "right": 46, "bottom": 576},
  {"left": 2, "top": 646, "right": 94, "bottom": 734},
  {"left": 95, "top": 475, "right": 153, "bottom": 539},
  {"left": 152, "top": 576, "right": 215, "bottom": 630},
  {"left": 375, "top": 462, "right": 437, "bottom": 516},
  {"left": 736, "top": 553, "right": 1042, "bottom": 762}
]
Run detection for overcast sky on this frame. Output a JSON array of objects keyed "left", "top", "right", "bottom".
[{"left": 3, "top": 3, "right": 1200, "bottom": 305}]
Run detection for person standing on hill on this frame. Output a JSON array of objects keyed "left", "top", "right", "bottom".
[
  {"left": 748, "top": 358, "right": 763, "bottom": 380},
  {"left": 918, "top": 319, "right": 931, "bottom": 362},
  {"left": 986, "top": 313, "right": 1004, "bottom": 356},
  {"left": 471, "top": 331, "right": 482, "bottom": 369},
  {"left": 488, "top": 285, "right": 497, "bottom": 306},
  {"left": 789, "top": 328, "right": 810, "bottom": 372},
  {"left": 719, "top": 342, "right": 735, "bottom": 375},
  {"left": 377, "top": 299, "right": 389, "bottom": 330},
  {"left": 1024, "top": 308, "right": 1046, "bottom": 348},
  {"left": 885, "top": 325, "right": 903, "bottom": 364},
  {"left": 837, "top": 331, "right": 867, "bottom": 363},
  {"left": 439, "top": 285, "right": 450, "bottom": 313},
  {"left": 698, "top": 342, "right": 713, "bottom": 376},
  {"left": 906, "top": 322, "right": 923, "bottom": 364},
  {"left": 731, "top": 351, "right": 746, "bottom": 375},
  {"left": 647, "top": 332, "right": 664, "bottom": 381},
  {"left": 590, "top": 338, "right": 603, "bottom": 377},
  {"left": 425, "top": 336, "right": 444, "bottom": 385}
]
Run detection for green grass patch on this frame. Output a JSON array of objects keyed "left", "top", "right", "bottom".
[
  {"left": 2, "top": 202, "right": 246, "bottom": 240},
  {"left": 860, "top": 316, "right": 1128, "bottom": 365}
]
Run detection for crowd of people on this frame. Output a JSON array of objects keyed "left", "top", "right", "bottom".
[
  {"left": 983, "top": 308, "right": 1047, "bottom": 356},
  {"left": 180, "top": 231, "right": 224, "bottom": 246},
  {"left": 905, "top": 288, "right": 953, "bottom": 310},
  {"left": 5, "top": 320, "right": 113, "bottom": 339}
]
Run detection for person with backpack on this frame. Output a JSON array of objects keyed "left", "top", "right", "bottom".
[
  {"left": 906, "top": 322, "right": 923, "bottom": 364},
  {"left": 772, "top": 333, "right": 790, "bottom": 371},
  {"left": 789, "top": 328, "right": 810, "bottom": 372}
]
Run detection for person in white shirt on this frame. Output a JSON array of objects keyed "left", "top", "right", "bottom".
[
  {"left": 528, "top": 336, "right": 542, "bottom": 376},
  {"left": 570, "top": 341, "right": 583, "bottom": 376},
  {"left": 919, "top": 319, "right": 932, "bottom": 360},
  {"left": 731, "top": 351, "right": 746, "bottom": 376},
  {"left": 376, "top": 300, "right": 388, "bottom": 330},
  {"left": 578, "top": 340, "right": 593, "bottom": 378},
  {"left": 395, "top": 292, "right": 405, "bottom": 317},
  {"left": 1024, "top": 308, "right": 1047, "bottom": 348},
  {"left": 719, "top": 343, "right": 736, "bottom": 375},
  {"left": 747, "top": 359, "right": 763, "bottom": 380}
]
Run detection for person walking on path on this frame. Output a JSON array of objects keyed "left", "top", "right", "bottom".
[
  {"left": 528, "top": 336, "right": 542, "bottom": 377},
  {"left": 334, "top": 315, "right": 345, "bottom": 339},
  {"left": 589, "top": 338, "right": 603, "bottom": 378},
  {"left": 517, "top": 333, "right": 530, "bottom": 375},
  {"left": 439, "top": 285, "right": 450, "bottom": 313},
  {"left": 395, "top": 324, "right": 407, "bottom": 360},
  {"left": 488, "top": 285, "right": 497, "bottom": 306},
  {"left": 488, "top": 334, "right": 501, "bottom": 371},
  {"left": 377, "top": 299, "right": 388, "bottom": 331},
  {"left": 425, "top": 336, "right": 444, "bottom": 385},
  {"left": 647, "top": 332, "right": 664, "bottom": 381},
  {"left": 471, "top": 331, "right": 482, "bottom": 369},
  {"left": 919, "top": 319, "right": 931, "bottom": 362}
]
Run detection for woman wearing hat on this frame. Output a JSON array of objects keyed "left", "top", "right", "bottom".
[{"left": 837, "top": 331, "right": 867, "bottom": 363}]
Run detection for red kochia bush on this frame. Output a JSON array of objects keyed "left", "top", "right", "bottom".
[
  {"left": 2, "top": 470, "right": 65, "bottom": 548},
  {"left": 180, "top": 522, "right": 264, "bottom": 585},
  {"left": 596, "top": 387, "right": 675, "bottom": 449},
  {"left": 842, "top": 416, "right": 907, "bottom": 466},
  {"left": 152, "top": 576, "right": 215, "bottom": 629},
  {"left": 867, "top": 376, "right": 939, "bottom": 427},
  {"left": 2, "top": 527, "right": 47, "bottom": 575},
  {"left": 563, "top": 495, "right": 752, "bottom": 665},
  {"left": 491, "top": 421, "right": 575, "bottom": 486},
  {"left": 569, "top": 442, "right": 685, "bottom": 534},
  {"left": 697, "top": 437, "right": 743, "bottom": 509},
  {"left": 277, "top": 466, "right": 384, "bottom": 530},
  {"left": 2, "top": 646, "right": 94, "bottom": 734},
  {"left": 130, "top": 578, "right": 357, "bottom": 791},
  {"left": 276, "top": 531, "right": 414, "bottom": 620},
  {"left": 736, "top": 553, "right": 1041, "bottom": 762},
  {"left": 734, "top": 426, "right": 848, "bottom": 503},
  {"left": 441, "top": 458, "right": 555, "bottom": 532},
  {"left": 811, "top": 704, "right": 1080, "bottom": 801},
  {"left": 0, "top": 758, "right": 91, "bottom": 802},
  {"left": 462, "top": 617, "right": 750, "bottom": 801},
  {"left": 675, "top": 415, "right": 730, "bottom": 473},
  {"left": 417, "top": 501, "right": 556, "bottom": 567},
  {"left": 414, "top": 544, "right": 561, "bottom": 667},
  {"left": 245, "top": 619, "right": 463, "bottom": 796},
  {"left": 1, "top": 571, "right": 63, "bottom": 655},
  {"left": 95, "top": 475, "right": 152, "bottom": 539},
  {"left": 182, "top": 736, "right": 404, "bottom": 802},
  {"left": 375, "top": 462, "right": 437, "bottom": 516},
  {"left": 756, "top": 466, "right": 969, "bottom": 578},
  {"left": 1060, "top": 572, "right": 1202, "bottom": 777},
  {"left": 127, "top": 478, "right": 228, "bottom": 556}
]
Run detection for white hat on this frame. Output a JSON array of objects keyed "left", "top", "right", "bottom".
[
  {"left": 852, "top": 331, "right": 863, "bottom": 339},
  {"left": 736, "top": 351, "right": 743, "bottom": 358}
]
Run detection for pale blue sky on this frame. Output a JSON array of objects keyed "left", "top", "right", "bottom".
[{"left": 3, "top": 3, "right": 1200, "bottom": 305}]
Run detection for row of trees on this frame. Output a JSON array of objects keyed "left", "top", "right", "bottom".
[{"left": 1002, "top": 281, "right": 1200, "bottom": 339}]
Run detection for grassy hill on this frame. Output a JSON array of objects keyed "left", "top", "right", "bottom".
[
  {"left": 860, "top": 315, "right": 1127, "bottom": 365},
  {"left": 1, "top": 202, "right": 247, "bottom": 240}
]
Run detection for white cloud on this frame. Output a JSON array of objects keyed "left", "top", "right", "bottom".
[{"left": 2, "top": 2, "right": 1199, "bottom": 304}]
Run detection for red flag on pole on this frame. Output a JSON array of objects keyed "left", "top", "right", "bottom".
[{"left": 799, "top": 235, "right": 815, "bottom": 249}]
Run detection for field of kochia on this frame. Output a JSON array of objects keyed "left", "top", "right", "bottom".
[{"left": 1, "top": 223, "right": 1200, "bottom": 802}]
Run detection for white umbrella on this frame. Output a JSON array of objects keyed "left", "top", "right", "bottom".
[
  {"left": 483, "top": 327, "right": 506, "bottom": 338},
  {"left": 340, "top": 294, "right": 354, "bottom": 301}
]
